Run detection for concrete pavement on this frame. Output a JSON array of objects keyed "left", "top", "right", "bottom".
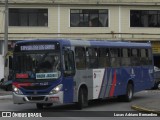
[{"left": 131, "top": 99, "right": 160, "bottom": 115}]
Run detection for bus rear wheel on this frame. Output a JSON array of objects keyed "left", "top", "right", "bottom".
[
  {"left": 118, "top": 83, "right": 133, "bottom": 102},
  {"left": 124, "top": 83, "right": 133, "bottom": 102},
  {"left": 76, "top": 88, "right": 88, "bottom": 110},
  {"left": 157, "top": 82, "right": 160, "bottom": 90}
]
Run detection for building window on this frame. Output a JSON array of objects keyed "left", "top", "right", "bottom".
[
  {"left": 9, "top": 8, "right": 48, "bottom": 26},
  {"left": 130, "top": 10, "right": 160, "bottom": 27},
  {"left": 70, "top": 9, "right": 108, "bottom": 27}
]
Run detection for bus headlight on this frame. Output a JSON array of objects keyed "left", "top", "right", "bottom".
[
  {"left": 49, "top": 84, "right": 63, "bottom": 94},
  {"left": 13, "top": 85, "right": 23, "bottom": 95}
]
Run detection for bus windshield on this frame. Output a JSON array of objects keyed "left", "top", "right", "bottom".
[{"left": 14, "top": 52, "right": 61, "bottom": 81}]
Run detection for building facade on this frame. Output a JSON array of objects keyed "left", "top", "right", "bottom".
[{"left": 1, "top": 0, "right": 160, "bottom": 80}]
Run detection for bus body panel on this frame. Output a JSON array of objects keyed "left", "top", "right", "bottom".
[
  {"left": 73, "top": 66, "right": 154, "bottom": 101},
  {"left": 62, "top": 76, "right": 74, "bottom": 103},
  {"left": 73, "top": 69, "right": 93, "bottom": 102}
]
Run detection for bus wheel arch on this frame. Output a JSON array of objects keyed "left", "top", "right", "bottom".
[{"left": 76, "top": 84, "right": 88, "bottom": 109}]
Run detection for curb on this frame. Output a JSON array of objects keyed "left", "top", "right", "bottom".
[
  {"left": 0, "top": 95, "right": 12, "bottom": 100},
  {"left": 131, "top": 105, "right": 160, "bottom": 115}
]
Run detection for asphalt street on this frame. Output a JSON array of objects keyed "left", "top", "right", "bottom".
[
  {"left": 0, "top": 90, "right": 159, "bottom": 111},
  {"left": 0, "top": 90, "right": 160, "bottom": 120}
]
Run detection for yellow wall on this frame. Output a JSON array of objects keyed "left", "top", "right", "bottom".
[
  {"left": 59, "top": 5, "right": 119, "bottom": 39},
  {"left": 1, "top": 2, "right": 160, "bottom": 40}
]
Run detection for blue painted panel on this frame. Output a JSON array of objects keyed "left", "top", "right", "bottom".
[{"left": 62, "top": 76, "right": 74, "bottom": 103}]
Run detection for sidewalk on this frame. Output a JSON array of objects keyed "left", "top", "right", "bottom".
[
  {"left": 131, "top": 99, "right": 160, "bottom": 115},
  {"left": 0, "top": 89, "right": 12, "bottom": 100}
]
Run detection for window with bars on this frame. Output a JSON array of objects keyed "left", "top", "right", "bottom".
[
  {"left": 9, "top": 8, "right": 48, "bottom": 26},
  {"left": 70, "top": 9, "right": 108, "bottom": 27},
  {"left": 130, "top": 10, "right": 160, "bottom": 27}
]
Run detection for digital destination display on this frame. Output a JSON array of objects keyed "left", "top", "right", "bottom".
[
  {"left": 36, "top": 73, "right": 59, "bottom": 79},
  {"left": 20, "top": 45, "right": 55, "bottom": 51}
]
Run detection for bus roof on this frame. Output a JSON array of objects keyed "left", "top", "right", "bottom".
[{"left": 15, "top": 39, "right": 151, "bottom": 48}]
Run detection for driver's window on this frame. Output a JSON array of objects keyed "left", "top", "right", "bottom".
[{"left": 64, "top": 50, "right": 75, "bottom": 75}]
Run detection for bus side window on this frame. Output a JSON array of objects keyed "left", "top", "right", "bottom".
[
  {"left": 64, "top": 50, "right": 75, "bottom": 76},
  {"left": 86, "top": 47, "right": 98, "bottom": 69},
  {"left": 121, "top": 48, "right": 131, "bottom": 66},
  {"left": 131, "top": 49, "right": 140, "bottom": 66},
  {"left": 148, "top": 49, "right": 153, "bottom": 65},
  {"left": 75, "top": 47, "right": 86, "bottom": 69},
  {"left": 110, "top": 48, "right": 121, "bottom": 67},
  {"left": 140, "top": 49, "right": 148, "bottom": 65},
  {"left": 98, "top": 48, "right": 110, "bottom": 68}
]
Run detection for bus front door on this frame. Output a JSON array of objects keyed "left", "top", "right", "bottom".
[{"left": 63, "top": 50, "right": 75, "bottom": 103}]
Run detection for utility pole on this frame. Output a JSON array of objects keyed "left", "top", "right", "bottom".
[
  {"left": 4, "top": 0, "right": 8, "bottom": 58},
  {"left": 3, "top": 0, "right": 8, "bottom": 81}
]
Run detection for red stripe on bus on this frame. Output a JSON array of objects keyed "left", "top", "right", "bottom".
[
  {"left": 13, "top": 82, "right": 32, "bottom": 88},
  {"left": 109, "top": 70, "right": 117, "bottom": 97}
]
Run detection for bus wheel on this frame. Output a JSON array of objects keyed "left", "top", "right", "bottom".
[
  {"left": 36, "top": 103, "right": 44, "bottom": 109},
  {"left": 76, "top": 88, "right": 88, "bottom": 110},
  {"left": 125, "top": 83, "right": 133, "bottom": 102},
  {"left": 157, "top": 82, "right": 160, "bottom": 90}
]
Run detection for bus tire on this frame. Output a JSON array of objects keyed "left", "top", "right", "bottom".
[
  {"left": 36, "top": 103, "right": 44, "bottom": 109},
  {"left": 157, "top": 82, "right": 160, "bottom": 90},
  {"left": 124, "top": 83, "right": 133, "bottom": 102},
  {"left": 118, "top": 83, "right": 133, "bottom": 102},
  {"left": 76, "top": 88, "right": 88, "bottom": 110}
]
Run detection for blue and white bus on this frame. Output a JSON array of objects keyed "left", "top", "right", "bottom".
[{"left": 12, "top": 39, "right": 154, "bottom": 109}]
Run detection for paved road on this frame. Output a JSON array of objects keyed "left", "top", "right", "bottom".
[
  {"left": 0, "top": 90, "right": 159, "bottom": 120},
  {"left": 0, "top": 90, "right": 160, "bottom": 111}
]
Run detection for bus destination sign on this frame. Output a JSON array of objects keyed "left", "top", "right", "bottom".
[{"left": 20, "top": 45, "right": 55, "bottom": 51}]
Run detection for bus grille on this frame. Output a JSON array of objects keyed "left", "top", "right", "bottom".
[
  {"left": 22, "top": 85, "right": 50, "bottom": 90},
  {"left": 26, "top": 91, "right": 48, "bottom": 95}
]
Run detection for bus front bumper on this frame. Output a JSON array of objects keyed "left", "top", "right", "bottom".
[{"left": 13, "top": 92, "right": 63, "bottom": 104}]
